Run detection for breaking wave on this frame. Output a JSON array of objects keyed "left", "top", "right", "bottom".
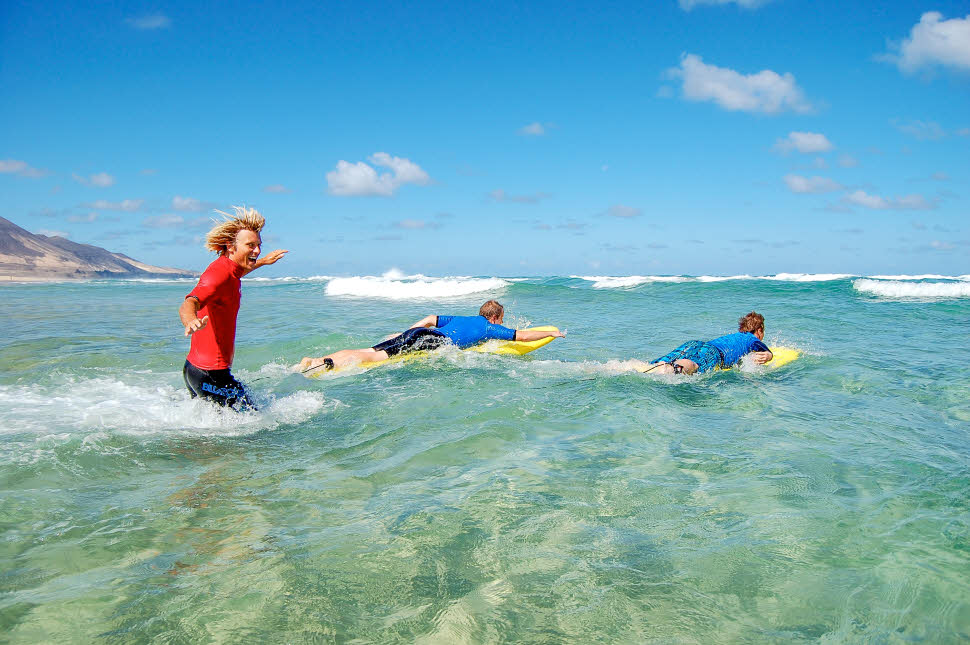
[
  {"left": 853, "top": 279, "right": 970, "bottom": 299},
  {"left": 325, "top": 269, "right": 509, "bottom": 299},
  {"left": 571, "top": 275, "right": 690, "bottom": 288}
]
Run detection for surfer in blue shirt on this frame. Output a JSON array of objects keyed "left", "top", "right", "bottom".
[
  {"left": 635, "top": 312, "right": 772, "bottom": 375},
  {"left": 299, "top": 300, "right": 565, "bottom": 371}
]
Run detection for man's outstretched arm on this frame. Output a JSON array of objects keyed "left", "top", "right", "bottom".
[
  {"left": 408, "top": 315, "right": 438, "bottom": 329},
  {"left": 373, "top": 314, "right": 437, "bottom": 342},
  {"left": 513, "top": 329, "right": 566, "bottom": 342},
  {"left": 250, "top": 249, "right": 289, "bottom": 273},
  {"left": 179, "top": 296, "right": 209, "bottom": 337}
]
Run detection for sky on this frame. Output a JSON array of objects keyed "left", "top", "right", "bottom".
[{"left": 1, "top": 0, "right": 969, "bottom": 277}]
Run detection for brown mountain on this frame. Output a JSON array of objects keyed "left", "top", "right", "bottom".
[{"left": 0, "top": 216, "right": 198, "bottom": 280}]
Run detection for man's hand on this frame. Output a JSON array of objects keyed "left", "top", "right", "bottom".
[
  {"left": 749, "top": 351, "right": 772, "bottom": 364},
  {"left": 255, "top": 249, "right": 288, "bottom": 268},
  {"left": 184, "top": 315, "right": 209, "bottom": 337}
]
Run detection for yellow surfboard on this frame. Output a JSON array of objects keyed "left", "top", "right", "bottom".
[
  {"left": 765, "top": 346, "right": 800, "bottom": 369},
  {"left": 302, "top": 326, "right": 560, "bottom": 378}
]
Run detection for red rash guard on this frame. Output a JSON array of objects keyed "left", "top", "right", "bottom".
[{"left": 185, "top": 255, "right": 246, "bottom": 370}]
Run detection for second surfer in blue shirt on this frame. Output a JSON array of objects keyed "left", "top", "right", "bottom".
[{"left": 634, "top": 311, "right": 773, "bottom": 375}]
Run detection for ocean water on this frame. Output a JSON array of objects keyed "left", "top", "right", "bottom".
[{"left": 2, "top": 272, "right": 969, "bottom": 643}]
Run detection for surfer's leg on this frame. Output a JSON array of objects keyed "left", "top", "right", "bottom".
[
  {"left": 641, "top": 361, "right": 674, "bottom": 374},
  {"left": 300, "top": 347, "right": 389, "bottom": 371},
  {"left": 672, "top": 359, "right": 699, "bottom": 374},
  {"left": 330, "top": 348, "right": 390, "bottom": 367}
]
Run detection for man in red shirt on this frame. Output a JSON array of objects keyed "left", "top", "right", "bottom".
[{"left": 178, "top": 206, "right": 287, "bottom": 408}]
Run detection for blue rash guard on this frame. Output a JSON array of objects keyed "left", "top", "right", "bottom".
[
  {"left": 434, "top": 315, "right": 517, "bottom": 349},
  {"left": 706, "top": 332, "right": 770, "bottom": 367}
]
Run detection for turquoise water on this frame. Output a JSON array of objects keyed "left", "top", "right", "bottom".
[{"left": 2, "top": 274, "right": 969, "bottom": 643}]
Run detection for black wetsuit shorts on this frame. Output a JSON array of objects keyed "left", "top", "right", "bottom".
[
  {"left": 183, "top": 360, "right": 256, "bottom": 410},
  {"left": 372, "top": 327, "right": 448, "bottom": 357}
]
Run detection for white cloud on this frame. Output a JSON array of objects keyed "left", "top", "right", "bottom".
[
  {"left": 896, "top": 194, "right": 936, "bottom": 210},
  {"left": 519, "top": 122, "right": 546, "bottom": 136},
  {"left": 883, "top": 12, "right": 970, "bottom": 73},
  {"left": 488, "top": 189, "right": 549, "bottom": 204},
  {"left": 263, "top": 184, "right": 290, "bottom": 193},
  {"left": 957, "top": 127, "right": 970, "bottom": 137},
  {"left": 0, "top": 160, "right": 35, "bottom": 175},
  {"left": 326, "top": 152, "right": 430, "bottom": 197},
  {"left": 127, "top": 14, "right": 171, "bottom": 30},
  {"left": 37, "top": 229, "right": 69, "bottom": 238},
  {"left": 846, "top": 190, "right": 888, "bottom": 209},
  {"left": 774, "top": 131, "right": 833, "bottom": 153},
  {"left": 0, "top": 159, "right": 48, "bottom": 177},
  {"left": 667, "top": 54, "right": 813, "bottom": 114},
  {"left": 68, "top": 213, "right": 99, "bottom": 223},
  {"left": 604, "top": 204, "right": 642, "bottom": 218},
  {"left": 142, "top": 214, "right": 184, "bottom": 228},
  {"left": 892, "top": 119, "right": 945, "bottom": 140},
  {"left": 679, "top": 0, "right": 773, "bottom": 9},
  {"left": 844, "top": 190, "right": 937, "bottom": 210},
  {"left": 72, "top": 172, "right": 115, "bottom": 187},
  {"left": 85, "top": 199, "right": 144, "bottom": 211},
  {"left": 172, "top": 196, "right": 206, "bottom": 211},
  {"left": 783, "top": 175, "right": 843, "bottom": 194},
  {"left": 838, "top": 155, "right": 859, "bottom": 168},
  {"left": 393, "top": 219, "right": 441, "bottom": 230}
]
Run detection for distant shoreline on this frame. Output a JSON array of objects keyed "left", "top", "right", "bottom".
[{"left": 0, "top": 273, "right": 197, "bottom": 282}]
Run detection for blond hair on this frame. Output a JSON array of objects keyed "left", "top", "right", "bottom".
[
  {"left": 479, "top": 300, "right": 504, "bottom": 320},
  {"left": 205, "top": 206, "right": 265, "bottom": 254}
]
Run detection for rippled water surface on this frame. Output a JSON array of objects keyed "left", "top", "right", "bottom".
[{"left": 2, "top": 275, "right": 969, "bottom": 643}]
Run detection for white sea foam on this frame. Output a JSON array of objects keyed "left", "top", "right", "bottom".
[
  {"left": 114, "top": 277, "right": 198, "bottom": 284},
  {"left": 867, "top": 274, "right": 970, "bottom": 281},
  {"left": 571, "top": 273, "right": 855, "bottom": 287},
  {"left": 325, "top": 269, "right": 509, "bottom": 299},
  {"left": 243, "top": 275, "right": 333, "bottom": 283},
  {"left": 758, "top": 273, "right": 855, "bottom": 282},
  {"left": 696, "top": 275, "right": 755, "bottom": 282},
  {"left": 571, "top": 275, "right": 689, "bottom": 288},
  {"left": 853, "top": 279, "right": 970, "bottom": 299},
  {"left": 0, "top": 373, "right": 330, "bottom": 439}
]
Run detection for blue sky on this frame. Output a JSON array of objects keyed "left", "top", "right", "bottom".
[{"left": 2, "top": 0, "right": 968, "bottom": 277}]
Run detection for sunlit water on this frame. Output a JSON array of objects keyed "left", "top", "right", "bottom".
[{"left": 2, "top": 274, "right": 969, "bottom": 643}]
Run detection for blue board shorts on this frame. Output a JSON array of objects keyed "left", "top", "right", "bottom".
[
  {"left": 651, "top": 341, "right": 724, "bottom": 374},
  {"left": 183, "top": 360, "right": 256, "bottom": 410}
]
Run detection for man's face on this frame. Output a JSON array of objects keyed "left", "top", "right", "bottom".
[
  {"left": 228, "top": 229, "right": 261, "bottom": 270},
  {"left": 755, "top": 326, "right": 765, "bottom": 340}
]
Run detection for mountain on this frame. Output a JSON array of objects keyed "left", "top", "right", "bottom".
[{"left": 0, "top": 216, "right": 198, "bottom": 280}]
